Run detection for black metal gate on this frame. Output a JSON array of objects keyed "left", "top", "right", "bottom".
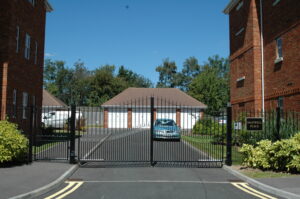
[
  {"left": 76, "top": 97, "right": 225, "bottom": 167},
  {"left": 32, "top": 97, "right": 226, "bottom": 167}
]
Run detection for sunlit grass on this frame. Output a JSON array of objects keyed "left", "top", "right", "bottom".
[{"left": 182, "top": 135, "right": 243, "bottom": 165}]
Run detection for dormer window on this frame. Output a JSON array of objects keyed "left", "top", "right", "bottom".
[{"left": 236, "top": 1, "right": 244, "bottom": 11}]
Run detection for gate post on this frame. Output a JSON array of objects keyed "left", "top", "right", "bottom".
[
  {"left": 276, "top": 107, "right": 281, "bottom": 141},
  {"left": 28, "top": 106, "right": 34, "bottom": 163},
  {"left": 70, "top": 105, "right": 76, "bottom": 164},
  {"left": 226, "top": 105, "right": 232, "bottom": 166},
  {"left": 150, "top": 97, "right": 154, "bottom": 166}
]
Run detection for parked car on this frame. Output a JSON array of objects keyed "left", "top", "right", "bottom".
[
  {"left": 42, "top": 111, "right": 83, "bottom": 129},
  {"left": 153, "top": 119, "right": 181, "bottom": 141}
]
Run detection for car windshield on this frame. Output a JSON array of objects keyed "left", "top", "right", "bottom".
[{"left": 155, "top": 120, "right": 175, "bottom": 126}]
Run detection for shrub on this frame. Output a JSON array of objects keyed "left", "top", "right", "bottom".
[
  {"left": 193, "top": 118, "right": 225, "bottom": 135},
  {"left": 0, "top": 120, "right": 28, "bottom": 163},
  {"left": 240, "top": 133, "right": 300, "bottom": 173}
]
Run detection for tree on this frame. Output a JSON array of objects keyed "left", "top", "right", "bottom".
[
  {"left": 155, "top": 59, "right": 177, "bottom": 88},
  {"left": 117, "top": 66, "right": 153, "bottom": 88},
  {"left": 188, "top": 56, "right": 229, "bottom": 115},
  {"left": 88, "top": 65, "right": 128, "bottom": 106},
  {"left": 176, "top": 57, "right": 201, "bottom": 91}
]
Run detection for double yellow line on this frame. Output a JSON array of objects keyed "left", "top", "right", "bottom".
[
  {"left": 231, "top": 183, "right": 277, "bottom": 199},
  {"left": 45, "top": 181, "right": 84, "bottom": 199}
]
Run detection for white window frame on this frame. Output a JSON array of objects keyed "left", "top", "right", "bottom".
[
  {"left": 275, "top": 37, "right": 283, "bottom": 63},
  {"left": 236, "top": 1, "right": 244, "bottom": 11},
  {"left": 273, "top": 0, "right": 281, "bottom": 6},
  {"left": 34, "top": 41, "right": 38, "bottom": 64},
  {"left": 16, "top": 26, "right": 20, "bottom": 53},
  {"left": 235, "top": 27, "right": 245, "bottom": 36},
  {"left": 25, "top": 33, "right": 31, "bottom": 60},
  {"left": 13, "top": 89, "right": 17, "bottom": 118},
  {"left": 22, "top": 92, "right": 28, "bottom": 119}
]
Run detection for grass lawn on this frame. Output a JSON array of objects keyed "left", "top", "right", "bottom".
[{"left": 182, "top": 135, "right": 243, "bottom": 165}]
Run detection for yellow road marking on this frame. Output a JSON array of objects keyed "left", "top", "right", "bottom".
[
  {"left": 45, "top": 181, "right": 84, "bottom": 199},
  {"left": 231, "top": 183, "right": 277, "bottom": 199},
  {"left": 239, "top": 183, "right": 277, "bottom": 199}
]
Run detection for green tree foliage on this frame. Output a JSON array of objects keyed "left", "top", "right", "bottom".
[
  {"left": 188, "top": 55, "right": 229, "bottom": 115},
  {"left": 156, "top": 58, "right": 178, "bottom": 88},
  {"left": 117, "top": 66, "right": 153, "bottom": 88},
  {"left": 177, "top": 56, "right": 201, "bottom": 91},
  {"left": 44, "top": 59, "right": 153, "bottom": 106}
]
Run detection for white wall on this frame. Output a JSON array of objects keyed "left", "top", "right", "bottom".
[
  {"left": 132, "top": 108, "right": 151, "bottom": 128},
  {"left": 180, "top": 108, "right": 201, "bottom": 129},
  {"left": 107, "top": 107, "right": 202, "bottom": 129},
  {"left": 156, "top": 108, "right": 176, "bottom": 121},
  {"left": 108, "top": 108, "right": 128, "bottom": 128}
]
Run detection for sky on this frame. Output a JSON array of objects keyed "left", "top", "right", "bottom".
[{"left": 45, "top": 0, "right": 230, "bottom": 84}]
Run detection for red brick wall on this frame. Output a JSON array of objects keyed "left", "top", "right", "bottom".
[
  {"left": 104, "top": 108, "right": 108, "bottom": 128},
  {"left": 176, "top": 109, "right": 180, "bottom": 127},
  {"left": 0, "top": 0, "right": 48, "bottom": 130},
  {"left": 127, "top": 108, "right": 132, "bottom": 128},
  {"left": 228, "top": 0, "right": 300, "bottom": 112}
]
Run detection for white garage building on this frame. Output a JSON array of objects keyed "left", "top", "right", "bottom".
[{"left": 102, "top": 88, "right": 207, "bottom": 129}]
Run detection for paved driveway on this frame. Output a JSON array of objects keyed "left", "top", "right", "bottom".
[
  {"left": 79, "top": 128, "right": 220, "bottom": 166},
  {"left": 38, "top": 167, "right": 282, "bottom": 199}
]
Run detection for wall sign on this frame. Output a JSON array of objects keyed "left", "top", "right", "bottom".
[{"left": 246, "top": 117, "right": 263, "bottom": 131}]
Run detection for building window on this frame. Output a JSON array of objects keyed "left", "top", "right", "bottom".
[
  {"left": 22, "top": 92, "right": 28, "bottom": 119},
  {"left": 28, "top": 0, "right": 35, "bottom": 6},
  {"left": 275, "top": 37, "right": 283, "bottom": 63},
  {"left": 25, "top": 33, "right": 31, "bottom": 59},
  {"left": 236, "top": 76, "right": 245, "bottom": 88},
  {"left": 236, "top": 1, "right": 244, "bottom": 11},
  {"left": 273, "top": 0, "right": 281, "bottom": 6},
  {"left": 235, "top": 27, "right": 245, "bottom": 36},
  {"left": 34, "top": 41, "right": 38, "bottom": 64},
  {"left": 16, "top": 26, "right": 20, "bottom": 53},
  {"left": 13, "top": 89, "right": 17, "bottom": 118}
]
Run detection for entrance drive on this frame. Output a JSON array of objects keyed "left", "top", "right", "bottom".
[{"left": 34, "top": 97, "right": 226, "bottom": 168}]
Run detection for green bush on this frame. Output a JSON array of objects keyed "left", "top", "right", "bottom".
[
  {"left": 240, "top": 133, "right": 300, "bottom": 173},
  {"left": 193, "top": 118, "right": 225, "bottom": 135},
  {"left": 192, "top": 118, "right": 226, "bottom": 144},
  {"left": 0, "top": 120, "right": 29, "bottom": 163}
]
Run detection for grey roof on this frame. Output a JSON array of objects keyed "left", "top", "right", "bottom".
[
  {"left": 102, "top": 88, "right": 207, "bottom": 108},
  {"left": 42, "top": 90, "right": 67, "bottom": 107}
]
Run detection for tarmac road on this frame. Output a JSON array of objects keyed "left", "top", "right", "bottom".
[{"left": 37, "top": 167, "right": 282, "bottom": 199}]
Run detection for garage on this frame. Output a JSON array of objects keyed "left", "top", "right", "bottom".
[
  {"left": 102, "top": 88, "right": 207, "bottom": 129},
  {"left": 132, "top": 108, "right": 151, "bottom": 128},
  {"left": 108, "top": 108, "right": 127, "bottom": 128}
]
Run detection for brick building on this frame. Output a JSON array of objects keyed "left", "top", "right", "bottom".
[
  {"left": 0, "top": 0, "right": 52, "bottom": 130},
  {"left": 223, "top": 0, "right": 300, "bottom": 112}
]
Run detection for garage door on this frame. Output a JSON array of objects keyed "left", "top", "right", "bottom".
[
  {"left": 180, "top": 108, "right": 201, "bottom": 129},
  {"left": 132, "top": 108, "right": 151, "bottom": 128},
  {"left": 156, "top": 108, "right": 176, "bottom": 122},
  {"left": 108, "top": 108, "right": 128, "bottom": 128}
]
